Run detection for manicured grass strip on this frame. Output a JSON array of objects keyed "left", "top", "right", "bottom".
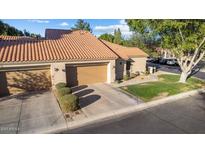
[{"left": 121, "top": 74, "right": 205, "bottom": 102}]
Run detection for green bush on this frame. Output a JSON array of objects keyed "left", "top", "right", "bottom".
[
  {"left": 123, "top": 75, "right": 130, "bottom": 81},
  {"left": 145, "top": 71, "right": 150, "bottom": 75},
  {"left": 59, "top": 94, "right": 79, "bottom": 112},
  {"left": 55, "top": 82, "right": 67, "bottom": 89},
  {"left": 115, "top": 80, "right": 121, "bottom": 84},
  {"left": 130, "top": 73, "right": 137, "bottom": 78},
  {"left": 135, "top": 71, "right": 140, "bottom": 76},
  {"left": 57, "top": 87, "right": 72, "bottom": 97}
]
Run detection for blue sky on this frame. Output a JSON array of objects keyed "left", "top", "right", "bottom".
[{"left": 2, "top": 19, "right": 132, "bottom": 38}]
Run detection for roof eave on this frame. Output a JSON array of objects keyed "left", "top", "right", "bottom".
[{"left": 0, "top": 57, "right": 118, "bottom": 66}]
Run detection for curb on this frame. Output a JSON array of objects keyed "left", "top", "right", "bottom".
[
  {"left": 45, "top": 88, "right": 205, "bottom": 134},
  {"left": 107, "top": 84, "right": 144, "bottom": 104},
  {"left": 116, "top": 87, "right": 144, "bottom": 103}
]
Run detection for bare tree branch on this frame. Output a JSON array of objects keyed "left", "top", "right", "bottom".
[
  {"left": 187, "top": 37, "right": 205, "bottom": 71},
  {"left": 192, "top": 50, "right": 205, "bottom": 69},
  {"left": 178, "top": 28, "right": 185, "bottom": 42}
]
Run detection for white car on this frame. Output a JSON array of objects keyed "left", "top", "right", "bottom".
[{"left": 166, "top": 59, "right": 178, "bottom": 66}]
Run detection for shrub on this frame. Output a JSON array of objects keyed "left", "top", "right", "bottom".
[
  {"left": 55, "top": 82, "right": 67, "bottom": 89},
  {"left": 123, "top": 75, "right": 130, "bottom": 81},
  {"left": 59, "top": 94, "right": 79, "bottom": 112},
  {"left": 115, "top": 80, "right": 121, "bottom": 84},
  {"left": 135, "top": 71, "right": 140, "bottom": 76},
  {"left": 57, "top": 87, "right": 72, "bottom": 97},
  {"left": 145, "top": 71, "right": 150, "bottom": 75},
  {"left": 130, "top": 73, "right": 137, "bottom": 78}
]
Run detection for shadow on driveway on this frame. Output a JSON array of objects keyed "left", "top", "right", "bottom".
[
  {"left": 74, "top": 89, "right": 94, "bottom": 97},
  {"left": 71, "top": 85, "right": 101, "bottom": 108},
  {"left": 79, "top": 95, "right": 101, "bottom": 108},
  {"left": 71, "top": 85, "right": 88, "bottom": 93}
]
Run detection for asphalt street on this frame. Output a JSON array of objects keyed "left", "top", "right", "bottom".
[
  {"left": 148, "top": 63, "right": 205, "bottom": 80},
  {"left": 61, "top": 92, "right": 205, "bottom": 134},
  {"left": 157, "top": 64, "right": 205, "bottom": 80}
]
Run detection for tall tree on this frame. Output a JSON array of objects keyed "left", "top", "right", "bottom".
[
  {"left": 23, "top": 29, "right": 30, "bottom": 36},
  {"left": 72, "top": 19, "right": 92, "bottom": 32},
  {"left": 113, "top": 28, "right": 122, "bottom": 44},
  {"left": 126, "top": 19, "right": 205, "bottom": 83},
  {"left": 99, "top": 33, "right": 114, "bottom": 42},
  {"left": 0, "top": 20, "right": 40, "bottom": 37},
  {"left": 0, "top": 20, "right": 6, "bottom": 35}
]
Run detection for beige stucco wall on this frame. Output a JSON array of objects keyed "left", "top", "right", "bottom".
[
  {"left": 50, "top": 60, "right": 116, "bottom": 86},
  {"left": 130, "top": 57, "right": 147, "bottom": 73},
  {"left": 107, "top": 60, "right": 116, "bottom": 83},
  {"left": 50, "top": 63, "right": 67, "bottom": 87}
]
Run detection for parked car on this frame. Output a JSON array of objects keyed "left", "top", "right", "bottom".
[
  {"left": 166, "top": 59, "right": 178, "bottom": 66},
  {"left": 159, "top": 58, "right": 167, "bottom": 64},
  {"left": 147, "top": 57, "right": 160, "bottom": 63}
]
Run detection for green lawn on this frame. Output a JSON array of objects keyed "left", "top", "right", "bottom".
[{"left": 121, "top": 74, "right": 205, "bottom": 102}]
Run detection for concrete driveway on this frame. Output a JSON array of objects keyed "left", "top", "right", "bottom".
[
  {"left": 72, "top": 83, "right": 140, "bottom": 117},
  {"left": 0, "top": 83, "right": 140, "bottom": 134},
  {"left": 0, "top": 91, "right": 66, "bottom": 134}
]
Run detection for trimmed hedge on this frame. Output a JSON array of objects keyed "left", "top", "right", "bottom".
[
  {"left": 59, "top": 94, "right": 79, "bottom": 112},
  {"left": 123, "top": 74, "right": 130, "bottom": 81},
  {"left": 130, "top": 73, "right": 137, "bottom": 78},
  {"left": 115, "top": 80, "right": 121, "bottom": 84},
  {"left": 57, "top": 87, "right": 72, "bottom": 97},
  {"left": 55, "top": 82, "right": 67, "bottom": 89}
]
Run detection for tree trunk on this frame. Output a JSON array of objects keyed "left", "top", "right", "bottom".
[{"left": 179, "top": 72, "right": 189, "bottom": 83}]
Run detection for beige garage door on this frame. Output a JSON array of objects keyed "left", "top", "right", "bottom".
[
  {"left": 66, "top": 64, "right": 107, "bottom": 87},
  {"left": 0, "top": 68, "right": 51, "bottom": 97}
]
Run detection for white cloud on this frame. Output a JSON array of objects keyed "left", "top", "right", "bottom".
[
  {"left": 29, "top": 19, "right": 50, "bottom": 23},
  {"left": 94, "top": 19, "right": 132, "bottom": 38},
  {"left": 59, "top": 22, "right": 69, "bottom": 27},
  {"left": 119, "top": 19, "right": 126, "bottom": 25}
]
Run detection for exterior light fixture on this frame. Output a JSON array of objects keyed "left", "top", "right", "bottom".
[{"left": 54, "top": 68, "right": 59, "bottom": 72}]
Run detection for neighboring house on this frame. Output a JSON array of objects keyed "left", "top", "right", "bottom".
[
  {"left": 0, "top": 29, "right": 148, "bottom": 96},
  {"left": 101, "top": 40, "right": 148, "bottom": 80}
]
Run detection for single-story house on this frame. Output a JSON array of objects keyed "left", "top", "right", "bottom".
[
  {"left": 100, "top": 40, "right": 148, "bottom": 80},
  {"left": 0, "top": 29, "right": 148, "bottom": 96}
]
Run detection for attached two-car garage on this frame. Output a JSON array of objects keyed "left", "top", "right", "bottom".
[
  {"left": 0, "top": 62, "right": 109, "bottom": 97},
  {"left": 66, "top": 63, "right": 108, "bottom": 87}
]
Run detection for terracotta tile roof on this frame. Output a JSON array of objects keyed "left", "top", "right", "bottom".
[
  {"left": 101, "top": 39, "right": 148, "bottom": 60},
  {"left": 0, "top": 30, "right": 118, "bottom": 64}
]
